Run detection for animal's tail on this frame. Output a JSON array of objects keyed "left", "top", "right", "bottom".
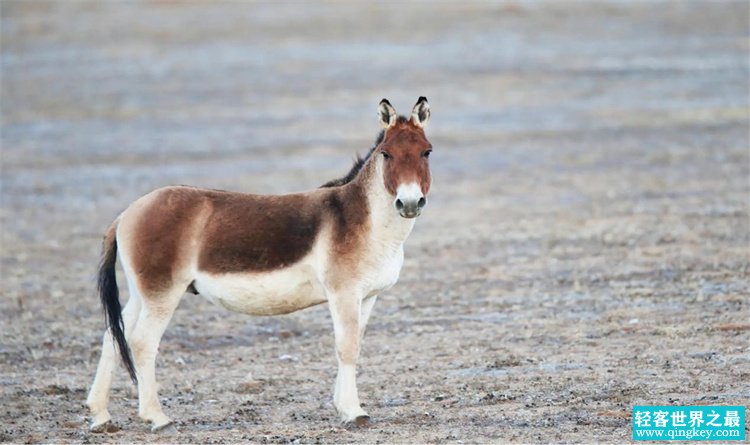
[{"left": 97, "top": 219, "right": 138, "bottom": 385}]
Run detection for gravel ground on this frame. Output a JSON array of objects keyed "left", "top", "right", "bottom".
[{"left": 1, "top": 1, "right": 748, "bottom": 443}]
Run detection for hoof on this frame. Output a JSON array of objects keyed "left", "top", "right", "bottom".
[
  {"left": 348, "top": 415, "right": 371, "bottom": 428},
  {"left": 151, "top": 420, "right": 177, "bottom": 434},
  {"left": 90, "top": 420, "right": 120, "bottom": 434},
  {"left": 355, "top": 415, "right": 371, "bottom": 427}
]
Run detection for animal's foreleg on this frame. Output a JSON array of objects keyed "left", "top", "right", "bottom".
[
  {"left": 328, "top": 292, "right": 369, "bottom": 424},
  {"left": 359, "top": 295, "right": 377, "bottom": 342}
]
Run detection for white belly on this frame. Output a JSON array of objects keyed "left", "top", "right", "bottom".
[{"left": 193, "top": 263, "right": 327, "bottom": 316}]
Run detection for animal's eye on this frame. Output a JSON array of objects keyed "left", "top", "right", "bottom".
[
  {"left": 382, "top": 151, "right": 392, "bottom": 160},
  {"left": 422, "top": 149, "right": 432, "bottom": 158}
]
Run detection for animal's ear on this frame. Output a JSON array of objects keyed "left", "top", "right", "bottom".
[
  {"left": 378, "top": 98, "right": 397, "bottom": 129},
  {"left": 411, "top": 96, "right": 430, "bottom": 127}
]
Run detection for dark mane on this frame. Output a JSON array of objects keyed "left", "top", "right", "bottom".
[{"left": 321, "top": 129, "right": 385, "bottom": 188}]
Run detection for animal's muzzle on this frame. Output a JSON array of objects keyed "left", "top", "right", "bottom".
[
  {"left": 394, "top": 183, "right": 427, "bottom": 218},
  {"left": 395, "top": 197, "right": 426, "bottom": 218}
]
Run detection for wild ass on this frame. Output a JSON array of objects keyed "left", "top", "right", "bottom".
[{"left": 87, "top": 97, "right": 433, "bottom": 432}]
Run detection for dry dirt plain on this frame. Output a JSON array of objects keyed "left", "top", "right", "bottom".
[{"left": 1, "top": 1, "right": 749, "bottom": 443}]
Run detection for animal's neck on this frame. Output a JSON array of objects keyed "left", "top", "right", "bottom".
[{"left": 354, "top": 154, "right": 415, "bottom": 248}]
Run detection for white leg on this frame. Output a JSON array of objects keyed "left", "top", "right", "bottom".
[
  {"left": 359, "top": 295, "right": 377, "bottom": 341},
  {"left": 328, "top": 292, "right": 369, "bottom": 424},
  {"left": 87, "top": 292, "right": 141, "bottom": 430},
  {"left": 129, "top": 294, "right": 180, "bottom": 432}
]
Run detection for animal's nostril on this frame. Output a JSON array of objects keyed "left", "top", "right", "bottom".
[
  {"left": 417, "top": 197, "right": 426, "bottom": 208},
  {"left": 395, "top": 199, "right": 404, "bottom": 210}
]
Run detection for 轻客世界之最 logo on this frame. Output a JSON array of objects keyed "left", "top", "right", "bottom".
[{"left": 632, "top": 406, "right": 745, "bottom": 441}]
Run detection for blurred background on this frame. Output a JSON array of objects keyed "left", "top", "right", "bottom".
[{"left": 1, "top": 1, "right": 748, "bottom": 443}]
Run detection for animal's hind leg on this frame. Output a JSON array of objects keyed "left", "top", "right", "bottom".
[
  {"left": 129, "top": 288, "right": 182, "bottom": 432},
  {"left": 87, "top": 291, "right": 142, "bottom": 431}
]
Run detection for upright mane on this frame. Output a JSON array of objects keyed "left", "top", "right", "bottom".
[{"left": 321, "top": 129, "right": 385, "bottom": 188}]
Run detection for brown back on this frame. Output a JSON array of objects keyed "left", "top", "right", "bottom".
[{"left": 198, "top": 190, "right": 324, "bottom": 273}]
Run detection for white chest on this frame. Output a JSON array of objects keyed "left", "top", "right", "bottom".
[{"left": 358, "top": 243, "right": 405, "bottom": 298}]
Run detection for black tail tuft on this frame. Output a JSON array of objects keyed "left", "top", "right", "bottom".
[{"left": 97, "top": 236, "right": 138, "bottom": 386}]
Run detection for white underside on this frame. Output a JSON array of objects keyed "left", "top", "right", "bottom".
[
  {"left": 194, "top": 261, "right": 328, "bottom": 316},
  {"left": 192, "top": 225, "right": 406, "bottom": 316}
]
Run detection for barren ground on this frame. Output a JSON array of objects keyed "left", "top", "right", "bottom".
[{"left": 1, "top": 1, "right": 749, "bottom": 443}]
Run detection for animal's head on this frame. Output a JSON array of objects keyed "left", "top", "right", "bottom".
[{"left": 376, "top": 97, "right": 432, "bottom": 219}]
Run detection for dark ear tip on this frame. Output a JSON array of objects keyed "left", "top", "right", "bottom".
[
  {"left": 417, "top": 96, "right": 428, "bottom": 103},
  {"left": 380, "top": 98, "right": 392, "bottom": 106}
]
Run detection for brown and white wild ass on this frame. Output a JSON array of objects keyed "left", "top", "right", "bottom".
[{"left": 87, "top": 97, "right": 433, "bottom": 432}]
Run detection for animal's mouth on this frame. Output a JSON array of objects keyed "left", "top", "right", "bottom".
[{"left": 398, "top": 209, "right": 421, "bottom": 219}]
